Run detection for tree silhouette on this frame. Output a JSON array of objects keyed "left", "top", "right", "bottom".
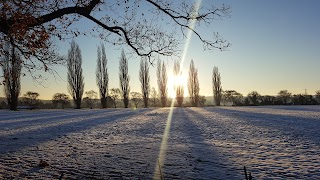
[
  {"left": 96, "top": 43, "right": 108, "bottom": 108},
  {"left": 199, "top": 96, "right": 207, "bottom": 106},
  {"left": 130, "top": 92, "right": 142, "bottom": 108},
  {"left": 85, "top": 90, "right": 98, "bottom": 109},
  {"left": 174, "top": 60, "right": 184, "bottom": 107},
  {"left": 157, "top": 59, "right": 168, "bottom": 107},
  {"left": 0, "top": 101, "right": 7, "bottom": 109},
  {"left": 67, "top": 40, "right": 84, "bottom": 109},
  {"left": 315, "top": 90, "right": 320, "bottom": 105},
  {"left": 247, "top": 91, "right": 261, "bottom": 106},
  {"left": 0, "top": 1, "right": 230, "bottom": 70},
  {"left": 52, "top": 93, "right": 69, "bottom": 109},
  {"left": 212, "top": 66, "right": 222, "bottom": 106},
  {"left": 2, "top": 41, "right": 21, "bottom": 110},
  {"left": 260, "top": 95, "right": 276, "bottom": 105},
  {"left": 292, "top": 94, "right": 316, "bottom": 105},
  {"left": 223, "top": 90, "right": 243, "bottom": 106},
  {"left": 150, "top": 87, "right": 158, "bottom": 107},
  {"left": 188, "top": 60, "right": 199, "bottom": 106},
  {"left": 109, "top": 88, "right": 121, "bottom": 108},
  {"left": 119, "top": 50, "right": 130, "bottom": 108},
  {"left": 139, "top": 57, "right": 150, "bottom": 108},
  {"left": 277, "top": 90, "right": 292, "bottom": 105},
  {"left": 23, "top": 91, "right": 39, "bottom": 110}
]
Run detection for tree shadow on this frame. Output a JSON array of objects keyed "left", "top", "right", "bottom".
[
  {"left": 196, "top": 107, "right": 320, "bottom": 179},
  {"left": 162, "top": 108, "right": 243, "bottom": 179},
  {"left": 0, "top": 109, "right": 126, "bottom": 128},
  {"left": 0, "top": 109, "right": 149, "bottom": 154}
]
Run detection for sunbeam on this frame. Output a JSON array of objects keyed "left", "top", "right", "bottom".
[{"left": 153, "top": 1, "right": 202, "bottom": 179}]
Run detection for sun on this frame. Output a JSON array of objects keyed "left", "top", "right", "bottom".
[{"left": 167, "top": 73, "right": 188, "bottom": 98}]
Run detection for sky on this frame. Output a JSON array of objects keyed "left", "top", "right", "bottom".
[{"left": 2, "top": 0, "right": 320, "bottom": 100}]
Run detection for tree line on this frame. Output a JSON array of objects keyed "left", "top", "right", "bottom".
[
  {"left": 64, "top": 40, "right": 208, "bottom": 109},
  {"left": 1, "top": 40, "right": 203, "bottom": 110},
  {"left": 212, "top": 73, "right": 320, "bottom": 106},
  {"left": 217, "top": 90, "right": 320, "bottom": 106},
  {"left": 2, "top": 40, "right": 320, "bottom": 110}
]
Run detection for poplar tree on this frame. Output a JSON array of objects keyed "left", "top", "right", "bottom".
[
  {"left": 212, "top": 66, "right": 222, "bottom": 106},
  {"left": 119, "top": 50, "right": 130, "bottom": 108},
  {"left": 67, "top": 40, "right": 84, "bottom": 109},
  {"left": 157, "top": 59, "right": 168, "bottom": 107},
  {"left": 188, "top": 60, "right": 199, "bottom": 106},
  {"left": 139, "top": 57, "right": 150, "bottom": 108},
  {"left": 96, "top": 43, "right": 108, "bottom": 108}
]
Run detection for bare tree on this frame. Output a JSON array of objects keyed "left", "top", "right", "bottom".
[
  {"left": 119, "top": 50, "right": 130, "bottom": 108},
  {"left": 277, "top": 90, "right": 292, "bottom": 105},
  {"left": 23, "top": 91, "right": 40, "bottom": 110},
  {"left": 260, "top": 95, "right": 276, "bottom": 106},
  {"left": 224, "top": 90, "right": 243, "bottom": 106},
  {"left": 247, "top": 91, "right": 261, "bottom": 105},
  {"left": 150, "top": 87, "right": 158, "bottom": 107},
  {"left": 316, "top": 90, "right": 320, "bottom": 104},
  {"left": 96, "top": 43, "right": 108, "bottom": 108},
  {"left": 140, "top": 57, "right": 150, "bottom": 108},
  {"left": 157, "top": 59, "right": 168, "bottom": 107},
  {"left": 199, "top": 96, "right": 207, "bottom": 106},
  {"left": 1, "top": 41, "right": 21, "bottom": 110},
  {"left": 67, "top": 40, "right": 84, "bottom": 109},
  {"left": 109, "top": 88, "right": 120, "bottom": 108},
  {"left": 212, "top": 66, "right": 222, "bottom": 106},
  {"left": 85, "top": 90, "right": 98, "bottom": 109},
  {"left": 174, "top": 60, "right": 184, "bottom": 107},
  {"left": 52, "top": 93, "right": 69, "bottom": 109},
  {"left": 188, "top": 60, "right": 199, "bottom": 106},
  {"left": 0, "top": 1, "right": 230, "bottom": 75},
  {"left": 130, "top": 92, "right": 142, "bottom": 108}
]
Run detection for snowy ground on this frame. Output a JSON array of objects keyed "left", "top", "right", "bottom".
[{"left": 0, "top": 106, "right": 319, "bottom": 179}]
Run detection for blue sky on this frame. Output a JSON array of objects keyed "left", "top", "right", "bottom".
[{"left": 2, "top": 0, "right": 319, "bottom": 100}]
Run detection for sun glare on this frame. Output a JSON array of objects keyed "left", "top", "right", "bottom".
[{"left": 167, "top": 73, "right": 188, "bottom": 98}]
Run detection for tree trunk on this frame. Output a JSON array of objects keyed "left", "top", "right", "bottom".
[
  {"left": 143, "top": 96, "right": 148, "bottom": 108},
  {"left": 9, "top": 97, "right": 18, "bottom": 111},
  {"left": 215, "top": 96, "right": 221, "bottom": 106},
  {"left": 195, "top": 96, "right": 199, "bottom": 107},
  {"left": 9, "top": 87, "right": 18, "bottom": 111},
  {"left": 176, "top": 96, "right": 183, "bottom": 107},
  {"left": 161, "top": 97, "right": 167, "bottom": 107},
  {"left": 113, "top": 98, "right": 117, "bottom": 108},
  {"left": 101, "top": 97, "right": 107, "bottom": 108},
  {"left": 124, "top": 97, "right": 129, "bottom": 108},
  {"left": 75, "top": 98, "right": 81, "bottom": 109}
]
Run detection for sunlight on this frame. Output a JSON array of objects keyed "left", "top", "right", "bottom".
[
  {"left": 153, "top": 0, "right": 202, "bottom": 179},
  {"left": 167, "top": 73, "right": 188, "bottom": 98}
]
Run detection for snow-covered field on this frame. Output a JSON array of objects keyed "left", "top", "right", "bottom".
[{"left": 0, "top": 106, "right": 319, "bottom": 179}]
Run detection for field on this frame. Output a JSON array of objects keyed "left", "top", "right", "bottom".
[{"left": 0, "top": 106, "right": 319, "bottom": 179}]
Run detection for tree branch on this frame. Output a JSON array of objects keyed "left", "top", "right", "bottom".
[{"left": 36, "top": 0, "right": 100, "bottom": 25}]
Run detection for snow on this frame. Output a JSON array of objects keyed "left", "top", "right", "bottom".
[{"left": 0, "top": 106, "right": 319, "bottom": 179}]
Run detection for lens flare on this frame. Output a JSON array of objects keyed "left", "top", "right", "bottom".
[{"left": 153, "top": 1, "right": 202, "bottom": 179}]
